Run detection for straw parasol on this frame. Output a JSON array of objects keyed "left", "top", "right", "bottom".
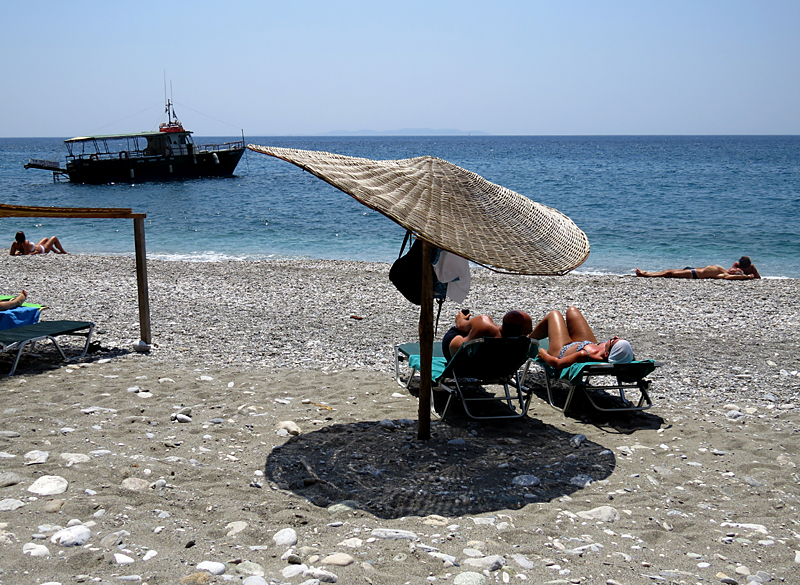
[{"left": 247, "top": 145, "right": 590, "bottom": 437}]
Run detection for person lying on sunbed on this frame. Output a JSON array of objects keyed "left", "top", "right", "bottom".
[
  {"left": 530, "top": 306, "right": 634, "bottom": 369},
  {"left": 635, "top": 256, "right": 760, "bottom": 280},
  {"left": 0, "top": 290, "right": 28, "bottom": 310},
  {"left": 10, "top": 231, "right": 68, "bottom": 255},
  {"left": 442, "top": 309, "right": 532, "bottom": 360}
]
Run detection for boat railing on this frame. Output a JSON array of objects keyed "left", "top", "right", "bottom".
[
  {"left": 65, "top": 139, "right": 244, "bottom": 161},
  {"left": 195, "top": 139, "right": 245, "bottom": 153},
  {"left": 67, "top": 148, "right": 148, "bottom": 162}
]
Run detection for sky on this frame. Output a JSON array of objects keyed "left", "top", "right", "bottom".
[{"left": 2, "top": 1, "right": 799, "bottom": 137}]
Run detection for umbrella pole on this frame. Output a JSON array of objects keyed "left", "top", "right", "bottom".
[{"left": 418, "top": 240, "right": 434, "bottom": 440}]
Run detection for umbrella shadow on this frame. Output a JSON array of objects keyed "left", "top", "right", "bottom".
[{"left": 265, "top": 415, "right": 616, "bottom": 520}]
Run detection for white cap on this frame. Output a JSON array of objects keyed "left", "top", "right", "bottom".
[{"left": 608, "top": 339, "right": 634, "bottom": 364}]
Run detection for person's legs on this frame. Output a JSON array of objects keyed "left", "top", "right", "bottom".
[
  {"left": 530, "top": 310, "right": 573, "bottom": 356},
  {"left": 635, "top": 268, "right": 693, "bottom": 278},
  {"left": 40, "top": 236, "right": 67, "bottom": 254},
  {"left": 565, "top": 306, "right": 597, "bottom": 343},
  {"left": 0, "top": 290, "right": 26, "bottom": 310}
]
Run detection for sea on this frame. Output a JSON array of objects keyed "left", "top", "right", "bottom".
[{"left": 1, "top": 135, "right": 798, "bottom": 278}]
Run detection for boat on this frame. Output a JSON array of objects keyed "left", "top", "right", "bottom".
[{"left": 25, "top": 100, "right": 245, "bottom": 184}]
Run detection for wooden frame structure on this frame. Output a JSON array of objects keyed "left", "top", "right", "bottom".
[{"left": 0, "top": 203, "right": 151, "bottom": 344}]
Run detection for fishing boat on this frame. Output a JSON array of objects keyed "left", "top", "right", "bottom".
[{"left": 25, "top": 100, "right": 245, "bottom": 184}]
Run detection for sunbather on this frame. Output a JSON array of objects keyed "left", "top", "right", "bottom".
[
  {"left": 531, "top": 306, "right": 634, "bottom": 368},
  {"left": 0, "top": 290, "right": 28, "bottom": 310},
  {"left": 442, "top": 309, "right": 532, "bottom": 360},
  {"left": 10, "top": 231, "right": 68, "bottom": 255},
  {"left": 635, "top": 256, "right": 760, "bottom": 280}
]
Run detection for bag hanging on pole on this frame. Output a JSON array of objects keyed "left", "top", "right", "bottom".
[{"left": 389, "top": 232, "right": 446, "bottom": 306}]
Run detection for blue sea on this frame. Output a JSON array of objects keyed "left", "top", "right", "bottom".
[{"left": 1, "top": 136, "right": 798, "bottom": 278}]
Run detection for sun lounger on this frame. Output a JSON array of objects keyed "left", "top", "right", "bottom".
[
  {"left": 0, "top": 320, "right": 95, "bottom": 375},
  {"left": 394, "top": 341, "right": 447, "bottom": 388},
  {"left": 395, "top": 337, "right": 537, "bottom": 420},
  {"left": 524, "top": 339, "right": 658, "bottom": 414}
]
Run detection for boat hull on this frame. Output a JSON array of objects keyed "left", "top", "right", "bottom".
[{"left": 65, "top": 148, "right": 244, "bottom": 184}]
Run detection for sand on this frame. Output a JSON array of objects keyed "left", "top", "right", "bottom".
[{"left": 1, "top": 254, "right": 799, "bottom": 585}]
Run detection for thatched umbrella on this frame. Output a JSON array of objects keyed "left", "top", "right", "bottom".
[{"left": 248, "top": 145, "right": 590, "bottom": 438}]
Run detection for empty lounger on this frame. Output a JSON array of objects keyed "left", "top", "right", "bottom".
[{"left": 0, "top": 320, "right": 95, "bottom": 375}]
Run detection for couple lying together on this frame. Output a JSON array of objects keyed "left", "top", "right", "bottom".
[{"left": 442, "top": 307, "right": 635, "bottom": 369}]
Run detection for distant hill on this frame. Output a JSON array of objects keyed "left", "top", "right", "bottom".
[{"left": 319, "top": 128, "right": 489, "bottom": 136}]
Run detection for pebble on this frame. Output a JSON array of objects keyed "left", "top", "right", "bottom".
[
  {"left": 236, "top": 561, "right": 265, "bottom": 576},
  {"left": 42, "top": 499, "right": 65, "bottom": 513},
  {"left": 569, "top": 433, "right": 586, "bottom": 447},
  {"left": 121, "top": 477, "right": 151, "bottom": 491},
  {"left": 278, "top": 420, "right": 301, "bottom": 435},
  {"left": 321, "top": 552, "right": 355, "bottom": 566},
  {"left": 196, "top": 560, "right": 226, "bottom": 574},
  {"left": 225, "top": 521, "right": 248, "bottom": 536},
  {"left": 23, "top": 449, "right": 49, "bottom": 465},
  {"left": 0, "top": 498, "right": 25, "bottom": 512},
  {"left": 22, "top": 542, "right": 50, "bottom": 557},
  {"left": 512, "top": 475, "right": 540, "bottom": 487},
  {"left": 577, "top": 506, "right": 620, "bottom": 522},
  {"left": 27, "top": 475, "right": 68, "bottom": 496},
  {"left": 60, "top": 453, "right": 90, "bottom": 466},
  {"left": 273, "top": 527, "right": 298, "bottom": 546},
  {"left": 50, "top": 525, "right": 91, "bottom": 546},
  {"left": 453, "top": 572, "right": 487, "bottom": 585},
  {"left": 371, "top": 528, "right": 418, "bottom": 540},
  {"left": 463, "top": 555, "right": 506, "bottom": 571},
  {"left": 0, "top": 472, "right": 21, "bottom": 487}
]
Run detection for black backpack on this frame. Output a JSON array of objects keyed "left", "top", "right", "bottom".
[{"left": 389, "top": 232, "right": 447, "bottom": 306}]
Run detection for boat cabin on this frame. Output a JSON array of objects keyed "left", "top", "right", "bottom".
[{"left": 64, "top": 130, "right": 195, "bottom": 162}]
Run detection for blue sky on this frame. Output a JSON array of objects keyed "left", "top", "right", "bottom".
[{"left": 2, "top": 1, "right": 798, "bottom": 136}]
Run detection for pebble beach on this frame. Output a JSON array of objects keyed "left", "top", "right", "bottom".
[{"left": 1, "top": 254, "right": 799, "bottom": 585}]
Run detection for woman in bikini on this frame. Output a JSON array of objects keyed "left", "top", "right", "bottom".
[
  {"left": 9, "top": 231, "right": 68, "bottom": 255},
  {"left": 530, "top": 306, "right": 634, "bottom": 369}
]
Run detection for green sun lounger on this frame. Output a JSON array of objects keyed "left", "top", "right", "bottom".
[
  {"left": 0, "top": 320, "right": 95, "bottom": 375},
  {"left": 395, "top": 337, "right": 537, "bottom": 420},
  {"left": 523, "top": 339, "right": 659, "bottom": 414}
]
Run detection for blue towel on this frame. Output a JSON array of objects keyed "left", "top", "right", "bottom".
[
  {"left": 0, "top": 307, "right": 41, "bottom": 331},
  {"left": 409, "top": 354, "right": 449, "bottom": 382}
]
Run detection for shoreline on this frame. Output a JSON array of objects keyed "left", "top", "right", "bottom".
[
  {"left": 1, "top": 254, "right": 799, "bottom": 583},
  {"left": 21, "top": 250, "right": 798, "bottom": 281}
]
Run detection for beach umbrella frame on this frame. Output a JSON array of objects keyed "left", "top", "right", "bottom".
[{"left": 247, "top": 145, "right": 590, "bottom": 439}]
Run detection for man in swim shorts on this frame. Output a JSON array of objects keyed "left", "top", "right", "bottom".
[{"left": 635, "top": 256, "right": 760, "bottom": 280}]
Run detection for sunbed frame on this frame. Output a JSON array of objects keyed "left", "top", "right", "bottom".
[
  {"left": 0, "top": 320, "right": 95, "bottom": 375},
  {"left": 523, "top": 357, "right": 658, "bottom": 414}
]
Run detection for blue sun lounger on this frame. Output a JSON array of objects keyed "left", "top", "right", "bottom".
[{"left": 0, "top": 320, "right": 95, "bottom": 375}]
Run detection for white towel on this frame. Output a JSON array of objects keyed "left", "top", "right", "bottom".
[{"left": 432, "top": 251, "right": 471, "bottom": 304}]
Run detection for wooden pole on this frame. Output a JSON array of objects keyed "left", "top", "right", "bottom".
[
  {"left": 417, "top": 239, "right": 434, "bottom": 440},
  {"left": 133, "top": 217, "right": 152, "bottom": 345}
]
